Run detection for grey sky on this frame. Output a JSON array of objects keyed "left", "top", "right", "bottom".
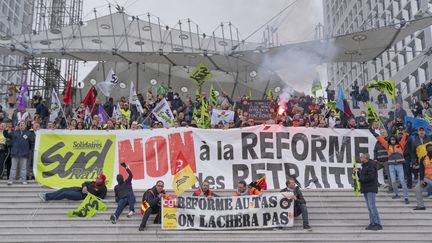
[{"left": 80, "top": 0, "right": 324, "bottom": 92}]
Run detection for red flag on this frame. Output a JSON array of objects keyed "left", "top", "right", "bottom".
[
  {"left": 256, "top": 175, "right": 267, "bottom": 191},
  {"left": 63, "top": 77, "right": 73, "bottom": 104},
  {"left": 83, "top": 86, "right": 96, "bottom": 108}
]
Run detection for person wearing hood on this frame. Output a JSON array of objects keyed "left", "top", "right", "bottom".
[
  {"left": 414, "top": 143, "right": 432, "bottom": 210},
  {"left": 377, "top": 132, "right": 409, "bottom": 204},
  {"left": 40, "top": 174, "right": 107, "bottom": 201},
  {"left": 110, "top": 163, "right": 135, "bottom": 224},
  {"left": 139, "top": 180, "right": 165, "bottom": 231}
]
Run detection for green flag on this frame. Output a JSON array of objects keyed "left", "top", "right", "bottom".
[
  {"left": 365, "top": 101, "right": 382, "bottom": 127},
  {"left": 67, "top": 193, "right": 107, "bottom": 218},
  {"left": 352, "top": 158, "right": 361, "bottom": 197},
  {"left": 190, "top": 63, "right": 213, "bottom": 86},
  {"left": 325, "top": 101, "right": 336, "bottom": 110},
  {"left": 368, "top": 80, "right": 396, "bottom": 101},
  {"left": 248, "top": 90, "right": 252, "bottom": 100},
  {"left": 195, "top": 89, "right": 201, "bottom": 104},
  {"left": 267, "top": 89, "right": 273, "bottom": 100},
  {"left": 210, "top": 84, "right": 217, "bottom": 107},
  {"left": 198, "top": 96, "right": 210, "bottom": 128},
  {"left": 311, "top": 79, "right": 323, "bottom": 97}
]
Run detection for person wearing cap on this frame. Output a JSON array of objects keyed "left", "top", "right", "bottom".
[
  {"left": 377, "top": 132, "right": 410, "bottom": 204},
  {"left": 39, "top": 174, "right": 108, "bottom": 201},
  {"left": 414, "top": 143, "right": 432, "bottom": 210},
  {"left": 411, "top": 126, "right": 431, "bottom": 188}
]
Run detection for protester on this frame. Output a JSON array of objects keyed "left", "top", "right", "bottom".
[
  {"left": 139, "top": 180, "right": 165, "bottom": 231},
  {"left": 39, "top": 174, "right": 107, "bottom": 201},
  {"left": 192, "top": 180, "right": 218, "bottom": 198},
  {"left": 413, "top": 143, "right": 432, "bottom": 210},
  {"left": 377, "top": 133, "right": 410, "bottom": 204},
  {"left": 3, "top": 121, "right": 35, "bottom": 185},
  {"left": 111, "top": 163, "right": 135, "bottom": 224},
  {"left": 280, "top": 177, "right": 312, "bottom": 230},
  {"left": 410, "top": 126, "right": 431, "bottom": 189},
  {"left": 232, "top": 180, "right": 262, "bottom": 196},
  {"left": 0, "top": 123, "right": 7, "bottom": 178},
  {"left": 357, "top": 153, "right": 382, "bottom": 231},
  {"left": 374, "top": 129, "right": 392, "bottom": 191},
  {"left": 7, "top": 83, "right": 17, "bottom": 108}
]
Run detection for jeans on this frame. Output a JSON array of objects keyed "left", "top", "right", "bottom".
[
  {"left": 0, "top": 150, "right": 7, "bottom": 178},
  {"left": 45, "top": 187, "right": 84, "bottom": 201},
  {"left": 352, "top": 97, "right": 359, "bottom": 108},
  {"left": 9, "top": 157, "right": 27, "bottom": 182},
  {"left": 114, "top": 192, "right": 136, "bottom": 218},
  {"left": 294, "top": 203, "right": 310, "bottom": 226},
  {"left": 363, "top": 192, "right": 381, "bottom": 225},
  {"left": 377, "top": 162, "right": 392, "bottom": 189},
  {"left": 140, "top": 205, "right": 161, "bottom": 228},
  {"left": 415, "top": 178, "right": 432, "bottom": 207},
  {"left": 389, "top": 164, "right": 408, "bottom": 198}
]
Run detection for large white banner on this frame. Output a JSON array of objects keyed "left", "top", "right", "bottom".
[
  {"left": 162, "top": 193, "right": 294, "bottom": 230},
  {"left": 34, "top": 126, "right": 378, "bottom": 190}
]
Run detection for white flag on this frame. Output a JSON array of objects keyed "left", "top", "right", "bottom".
[
  {"left": 49, "top": 89, "right": 62, "bottom": 122},
  {"left": 210, "top": 109, "right": 235, "bottom": 126},
  {"left": 84, "top": 106, "right": 92, "bottom": 126},
  {"left": 112, "top": 102, "right": 121, "bottom": 120},
  {"left": 129, "top": 81, "right": 143, "bottom": 113},
  {"left": 152, "top": 98, "right": 174, "bottom": 127},
  {"left": 96, "top": 69, "right": 118, "bottom": 97}
]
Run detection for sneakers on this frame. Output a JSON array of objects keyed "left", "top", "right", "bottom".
[
  {"left": 127, "top": 211, "right": 135, "bottom": 218},
  {"left": 372, "top": 224, "right": 383, "bottom": 231},
  {"left": 22, "top": 181, "right": 28, "bottom": 185},
  {"left": 38, "top": 193, "right": 46, "bottom": 202},
  {"left": 7, "top": 181, "right": 12, "bottom": 185},
  {"left": 303, "top": 224, "right": 312, "bottom": 231},
  {"left": 404, "top": 198, "right": 410, "bottom": 204},
  {"left": 413, "top": 206, "right": 426, "bottom": 210},
  {"left": 110, "top": 214, "right": 117, "bottom": 224},
  {"left": 391, "top": 195, "right": 400, "bottom": 199},
  {"left": 365, "top": 224, "right": 374, "bottom": 230}
]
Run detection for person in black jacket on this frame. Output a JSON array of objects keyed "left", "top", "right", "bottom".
[
  {"left": 110, "top": 163, "right": 135, "bottom": 224},
  {"left": 280, "top": 177, "right": 311, "bottom": 230},
  {"left": 40, "top": 174, "right": 107, "bottom": 201},
  {"left": 3, "top": 121, "right": 35, "bottom": 185},
  {"left": 138, "top": 180, "right": 165, "bottom": 231},
  {"left": 356, "top": 153, "right": 382, "bottom": 231}
]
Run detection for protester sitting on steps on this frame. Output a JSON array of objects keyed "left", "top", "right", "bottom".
[
  {"left": 39, "top": 174, "right": 107, "bottom": 201},
  {"left": 192, "top": 180, "right": 218, "bottom": 198},
  {"left": 280, "top": 177, "right": 312, "bottom": 231},
  {"left": 110, "top": 163, "right": 135, "bottom": 224},
  {"left": 232, "top": 180, "right": 262, "bottom": 196},
  {"left": 139, "top": 180, "right": 165, "bottom": 231}
]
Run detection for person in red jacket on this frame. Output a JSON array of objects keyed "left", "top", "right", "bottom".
[{"left": 192, "top": 180, "right": 218, "bottom": 198}]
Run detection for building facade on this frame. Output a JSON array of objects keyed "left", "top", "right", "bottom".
[
  {"left": 0, "top": 0, "right": 33, "bottom": 107},
  {"left": 323, "top": 0, "right": 432, "bottom": 106}
]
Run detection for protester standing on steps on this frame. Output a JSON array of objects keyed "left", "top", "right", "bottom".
[
  {"left": 374, "top": 129, "right": 392, "bottom": 191},
  {"left": 3, "top": 121, "right": 35, "bottom": 185},
  {"left": 377, "top": 133, "right": 410, "bottom": 204},
  {"left": 280, "top": 177, "right": 312, "bottom": 230},
  {"left": 356, "top": 153, "right": 382, "bottom": 231},
  {"left": 0, "top": 123, "right": 7, "bottom": 179},
  {"left": 110, "top": 162, "right": 136, "bottom": 224},
  {"left": 413, "top": 143, "right": 432, "bottom": 210},
  {"left": 139, "top": 180, "right": 165, "bottom": 231}
]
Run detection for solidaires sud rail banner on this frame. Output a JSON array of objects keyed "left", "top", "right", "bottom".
[
  {"left": 161, "top": 193, "right": 294, "bottom": 230},
  {"left": 33, "top": 126, "right": 377, "bottom": 190}
]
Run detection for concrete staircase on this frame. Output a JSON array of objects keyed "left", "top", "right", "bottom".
[{"left": 0, "top": 181, "right": 431, "bottom": 243}]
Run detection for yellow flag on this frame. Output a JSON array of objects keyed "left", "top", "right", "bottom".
[
  {"left": 67, "top": 193, "right": 107, "bottom": 218},
  {"left": 172, "top": 153, "right": 197, "bottom": 196},
  {"left": 210, "top": 83, "right": 217, "bottom": 107},
  {"left": 365, "top": 101, "right": 382, "bottom": 127},
  {"left": 416, "top": 141, "right": 432, "bottom": 162}
]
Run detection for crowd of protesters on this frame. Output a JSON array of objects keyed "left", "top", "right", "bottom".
[{"left": 1, "top": 81, "right": 432, "bottom": 219}]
